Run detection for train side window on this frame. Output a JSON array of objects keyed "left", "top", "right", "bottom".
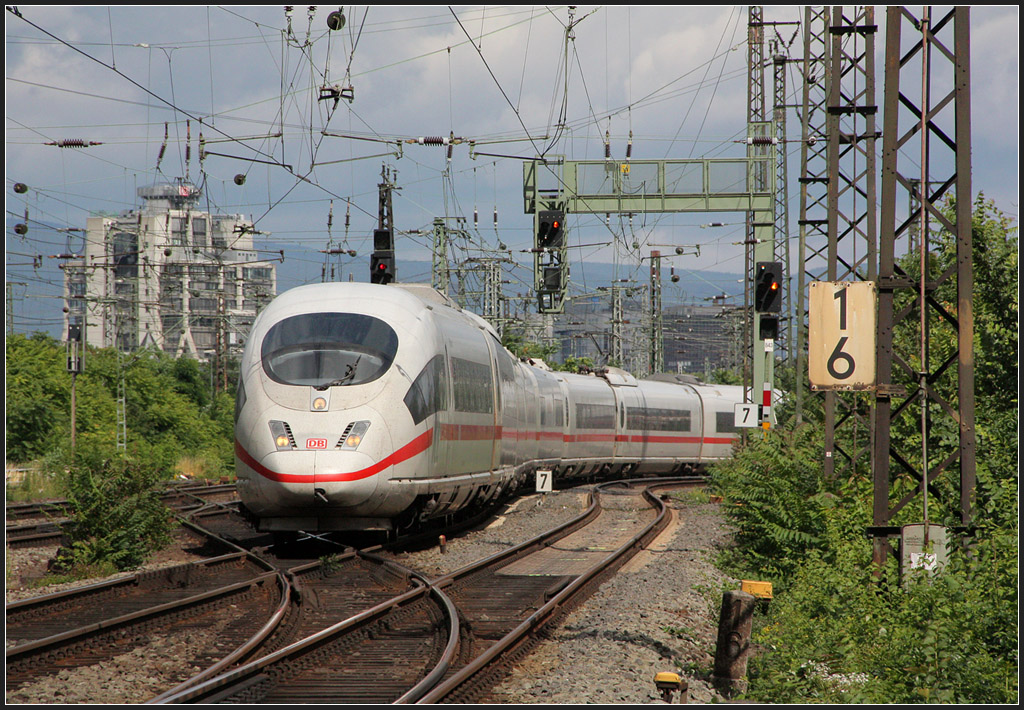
[
  {"left": 716, "top": 410, "right": 739, "bottom": 434},
  {"left": 404, "top": 355, "right": 448, "bottom": 425},
  {"left": 234, "top": 376, "right": 246, "bottom": 423},
  {"left": 626, "top": 408, "right": 646, "bottom": 430},
  {"left": 575, "top": 403, "right": 616, "bottom": 429},
  {"left": 644, "top": 407, "right": 692, "bottom": 432},
  {"left": 451, "top": 357, "right": 493, "bottom": 414}
]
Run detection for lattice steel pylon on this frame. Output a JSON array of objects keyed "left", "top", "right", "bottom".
[
  {"left": 872, "top": 6, "right": 975, "bottom": 565},
  {"left": 745, "top": 6, "right": 768, "bottom": 399},
  {"left": 772, "top": 44, "right": 793, "bottom": 363},
  {"left": 649, "top": 251, "right": 664, "bottom": 374},
  {"left": 795, "top": 7, "right": 879, "bottom": 483},
  {"left": 795, "top": 7, "right": 832, "bottom": 425}
]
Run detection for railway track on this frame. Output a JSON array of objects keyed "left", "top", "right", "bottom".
[
  {"left": 5, "top": 533, "right": 285, "bottom": 697},
  {"left": 5, "top": 483, "right": 241, "bottom": 549},
  {"left": 156, "top": 477, "right": 698, "bottom": 704},
  {"left": 7, "top": 477, "right": 704, "bottom": 704}
]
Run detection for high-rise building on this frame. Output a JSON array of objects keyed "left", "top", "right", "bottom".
[{"left": 61, "top": 180, "right": 277, "bottom": 362}]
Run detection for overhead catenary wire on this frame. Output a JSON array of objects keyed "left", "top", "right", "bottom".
[{"left": 8, "top": 6, "right": 796, "bottom": 338}]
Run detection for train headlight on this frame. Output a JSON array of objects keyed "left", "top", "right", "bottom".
[
  {"left": 312, "top": 396, "right": 328, "bottom": 411},
  {"left": 340, "top": 421, "right": 370, "bottom": 451},
  {"left": 269, "top": 420, "right": 295, "bottom": 450}
]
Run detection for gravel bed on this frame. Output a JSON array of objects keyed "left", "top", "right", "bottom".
[
  {"left": 383, "top": 485, "right": 738, "bottom": 704},
  {"left": 487, "top": 493, "right": 737, "bottom": 704},
  {"left": 380, "top": 488, "right": 593, "bottom": 577},
  {"left": 5, "top": 527, "right": 207, "bottom": 604},
  {"left": 5, "top": 484, "right": 737, "bottom": 704}
]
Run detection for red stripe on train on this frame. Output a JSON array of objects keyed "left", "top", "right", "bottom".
[
  {"left": 238, "top": 425, "right": 737, "bottom": 484},
  {"left": 236, "top": 429, "right": 434, "bottom": 483}
]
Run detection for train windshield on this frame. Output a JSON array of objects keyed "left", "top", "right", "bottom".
[{"left": 261, "top": 313, "right": 399, "bottom": 388}]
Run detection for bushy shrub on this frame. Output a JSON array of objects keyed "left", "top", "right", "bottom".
[
  {"left": 710, "top": 426, "right": 834, "bottom": 580},
  {"left": 750, "top": 524, "right": 1017, "bottom": 703},
  {"left": 52, "top": 447, "right": 174, "bottom": 575}
]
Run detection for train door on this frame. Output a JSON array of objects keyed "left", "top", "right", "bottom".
[
  {"left": 484, "top": 334, "right": 506, "bottom": 472},
  {"left": 688, "top": 384, "right": 706, "bottom": 464},
  {"left": 435, "top": 344, "right": 453, "bottom": 476}
]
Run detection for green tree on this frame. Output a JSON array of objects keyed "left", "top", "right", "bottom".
[
  {"left": 6, "top": 335, "right": 236, "bottom": 476},
  {"left": 711, "top": 195, "right": 1018, "bottom": 704}
]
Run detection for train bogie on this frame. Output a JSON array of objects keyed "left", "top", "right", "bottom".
[{"left": 235, "top": 282, "right": 748, "bottom": 533}]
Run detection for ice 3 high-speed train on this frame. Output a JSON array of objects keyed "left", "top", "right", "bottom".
[{"left": 234, "top": 282, "right": 745, "bottom": 533}]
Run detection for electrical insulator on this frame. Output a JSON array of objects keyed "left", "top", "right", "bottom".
[
  {"left": 327, "top": 9, "right": 346, "bottom": 30},
  {"left": 47, "top": 139, "right": 100, "bottom": 148}
]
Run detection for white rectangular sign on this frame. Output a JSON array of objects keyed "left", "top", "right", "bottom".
[
  {"left": 734, "top": 403, "right": 760, "bottom": 428},
  {"left": 809, "top": 281, "right": 877, "bottom": 390},
  {"left": 536, "top": 469, "right": 553, "bottom": 493}
]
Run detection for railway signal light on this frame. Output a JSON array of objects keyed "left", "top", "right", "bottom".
[
  {"left": 370, "top": 253, "right": 395, "bottom": 284},
  {"left": 373, "top": 228, "right": 394, "bottom": 252},
  {"left": 759, "top": 314, "right": 779, "bottom": 340},
  {"left": 542, "top": 265, "right": 563, "bottom": 292},
  {"left": 754, "top": 261, "right": 783, "bottom": 313},
  {"left": 536, "top": 210, "right": 565, "bottom": 249},
  {"left": 370, "top": 228, "right": 395, "bottom": 284}
]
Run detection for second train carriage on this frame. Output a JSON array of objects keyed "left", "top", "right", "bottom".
[{"left": 235, "top": 282, "right": 744, "bottom": 533}]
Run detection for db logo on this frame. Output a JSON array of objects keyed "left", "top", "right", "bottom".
[{"left": 306, "top": 438, "right": 328, "bottom": 450}]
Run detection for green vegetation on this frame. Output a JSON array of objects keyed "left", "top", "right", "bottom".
[
  {"left": 708, "top": 195, "right": 1018, "bottom": 703},
  {"left": 501, "top": 333, "right": 598, "bottom": 373},
  {"left": 6, "top": 336, "right": 237, "bottom": 477},
  {"left": 52, "top": 448, "right": 175, "bottom": 577},
  {"left": 6, "top": 338, "right": 238, "bottom": 574}
]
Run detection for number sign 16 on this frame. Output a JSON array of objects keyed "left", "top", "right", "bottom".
[{"left": 808, "top": 281, "right": 877, "bottom": 390}]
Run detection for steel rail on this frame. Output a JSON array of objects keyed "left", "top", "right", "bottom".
[
  {"left": 153, "top": 557, "right": 450, "bottom": 705},
  {"left": 7, "top": 569, "right": 280, "bottom": 661},
  {"left": 153, "top": 492, "right": 604, "bottom": 704},
  {"left": 414, "top": 477, "right": 679, "bottom": 704}
]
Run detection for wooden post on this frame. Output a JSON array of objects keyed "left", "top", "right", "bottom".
[{"left": 712, "top": 590, "right": 756, "bottom": 696}]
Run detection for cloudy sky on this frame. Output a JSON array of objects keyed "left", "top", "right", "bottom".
[{"left": 5, "top": 5, "right": 1019, "bottom": 336}]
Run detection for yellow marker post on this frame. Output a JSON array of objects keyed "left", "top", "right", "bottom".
[{"left": 741, "top": 580, "right": 773, "bottom": 600}]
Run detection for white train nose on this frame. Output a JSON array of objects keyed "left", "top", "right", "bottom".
[
  {"left": 311, "top": 450, "right": 381, "bottom": 508},
  {"left": 240, "top": 448, "right": 382, "bottom": 512}
]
